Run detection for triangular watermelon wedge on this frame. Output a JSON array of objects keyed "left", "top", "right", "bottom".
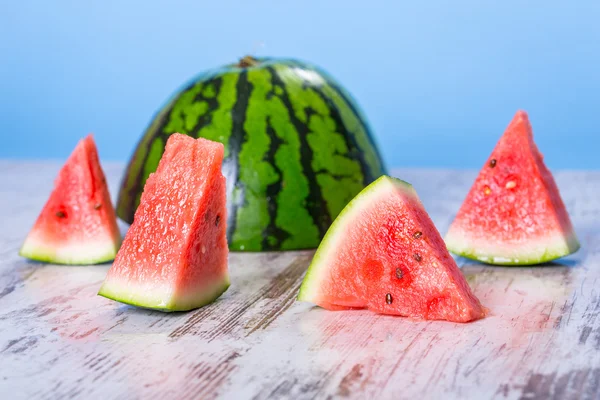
[
  {"left": 445, "top": 111, "right": 580, "bottom": 265},
  {"left": 19, "top": 135, "right": 121, "bottom": 265},
  {"left": 98, "top": 134, "right": 229, "bottom": 311},
  {"left": 298, "top": 176, "right": 485, "bottom": 323}
]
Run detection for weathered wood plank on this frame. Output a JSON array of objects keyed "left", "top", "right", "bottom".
[{"left": 0, "top": 163, "right": 598, "bottom": 399}]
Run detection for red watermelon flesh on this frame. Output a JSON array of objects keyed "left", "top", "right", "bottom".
[
  {"left": 445, "top": 111, "right": 579, "bottom": 265},
  {"left": 298, "top": 176, "right": 485, "bottom": 323},
  {"left": 19, "top": 135, "right": 121, "bottom": 265},
  {"left": 98, "top": 134, "right": 229, "bottom": 311}
]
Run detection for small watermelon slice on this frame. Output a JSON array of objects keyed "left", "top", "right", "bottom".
[
  {"left": 19, "top": 135, "right": 121, "bottom": 265},
  {"left": 98, "top": 134, "right": 229, "bottom": 311},
  {"left": 445, "top": 111, "right": 580, "bottom": 265},
  {"left": 298, "top": 176, "right": 485, "bottom": 323}
]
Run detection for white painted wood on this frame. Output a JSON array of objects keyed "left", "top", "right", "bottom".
[{"left": 0, "top": 161, "right": 598, "bottom": 400}]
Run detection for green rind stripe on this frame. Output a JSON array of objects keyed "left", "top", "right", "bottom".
[
  {"left": 320, "top": 82, "right": 386, "bottom": 179},
  {"left": 268, "top": 58, "right": 386, "bottom": 179},
  {"left": 307, "top": 84, "right": 370, "bottom": 182},
  {"left": 118, "top": 76, "right": 227, "bottom": 223},
  {"left": 262, "top": 119, "right": 289, "bottom": 249},
  {"left": 273, "top": 65, "right": 365, "bottom": 223},
  {"left": 162, "top": 76, "right": 223, "bottom": 136},
  {"left": 116, "top": 94, "right": 180, "bottom": 222},
  {"left": 138, "top": 80, "right": 215, "bottom": 214},
  {"left": 196, "top": 73, "right": 238, "bottom": 158},
  {"left": 268, "top": 66, "right": 327, "bottom": 248},
  {"left": 142, "top": 136, "right": 164, "bottom": 188},
  {"left": 226, "top": 71, "right": 251, "bottom": 249},
  {"left": 230, "top": 69, "right": 276, "bottom": 250},
  {"left": 304, "top": 86, "right": 366, "bottom": 219}
]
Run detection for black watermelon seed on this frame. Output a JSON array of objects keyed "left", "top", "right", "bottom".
[
  {"left": 94, "top": 203, "right": 102, "bottom": 210},
  {"left": 413, "top": 253, "right": 422, "bottom": 262},
  {"left": 395, "top": 268, "right": 404, "bottom": 279},
  {"left": 386, "top": 293, "right": 393, "bottom": 304},
  {"left": 56, "top": 211, "right": 66, "bottom": 218},
  {"left": 413, "top": 231, "right": 422, "bottom": 239},
  {"left": 215, "top": 215, "right": 221, "bottom": 226},
  {"left": 489, "top": 159, "right": 497, "bottom": 168}
]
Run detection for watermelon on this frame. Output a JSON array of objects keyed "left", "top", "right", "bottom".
[
  {"left": 117, "top": 56, "right": 387, "bottom": 252},
  {"left": 19, "top": 135, "right": 121, "bottom": 265},
  {"left": 298, "top": 176, "right": 485, "bottom": 323},
  {"left": 444, "top": 111, "right": 580, "bottom": 265},
  {"left": 98, "top": 134, "right": 229, "bottom": 311}
]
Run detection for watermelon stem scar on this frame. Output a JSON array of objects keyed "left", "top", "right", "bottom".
[
  {"left": 237, "top": 55, "right": 259, "bottom": 68},
  {"left": 298, "top": 175, "right": 485, "bottom": 323}
]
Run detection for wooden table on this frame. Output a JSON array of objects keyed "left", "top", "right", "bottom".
[{"left": 1, "top": 161, "right": 599, "bottom": 400}]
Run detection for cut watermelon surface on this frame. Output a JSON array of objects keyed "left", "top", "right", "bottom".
[
  {"left": 298, "top": 176, "right": 485, "bottom": 323},
  {"left": 98, "top": 134, "right": 229, "bottom": 311},
  {"left": 19, "top": 135, "right": 121, "bottom": 265},
  {"left": 445, "top": 111, "right": 579, "bottom": 265}
]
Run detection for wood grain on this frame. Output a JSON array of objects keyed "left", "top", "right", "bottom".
[{"left": 0, "top": 161, "right": 598, "bottom": 399}]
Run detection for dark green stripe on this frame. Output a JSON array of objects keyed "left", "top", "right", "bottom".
[
  {"left": 162, "top": 82, "right": 207, "bottom": 135},
  {"left": 195, "top": 73, "right": 239, "bottom": 158},
  {"left": 225, "top": 71, "right": 251, "bottom": 243},
  {"left": 132, "top": 80, "right": 216, "bottom": 220},
  {"left": 271, "top": 64, "right": 364, "bottom": 221},
  {"left": 262, "top": 117, "right": 289, "bottom": 250},
  {"left": 322, "top": 81, "right": 387, "bottom": 177},
  {"left": 306, "top": 83, "right": 373, "bottom": 185},
  {"left": 231, "top": 68, "right": 285, "bottom": 250},
  {"left": 117, "top": 93, "right": 181, "bottom": 222},
  {"left": 189, "top": 77, "right": 222, "bottom": 138},
  {"left": 268, "top": 66, "right": 331, "bottom": 239},
  {"left": 276, "top": 59, "right": 386, "bottom": 178}
]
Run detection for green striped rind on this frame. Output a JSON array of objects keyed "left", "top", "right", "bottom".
[
  {"left": 298, "top": 176, "right": 414, "bottom": 302},
  {"left": 98, "top": 276, "right": 230, "bottom": 312},
  {"left": 117, "top": 58, "right": 387, "bottom": 251},
  {"left": 445, "top": 230, "right": 580, "bottom": 266},
  {"left": 117, "top": 71, "right": 235, "bottom": 219}
]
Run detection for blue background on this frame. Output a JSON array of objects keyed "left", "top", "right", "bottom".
[{"left": 1, "top": 1, "right": 598, "bottom": 169}]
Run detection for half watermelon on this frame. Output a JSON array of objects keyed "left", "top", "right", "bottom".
[
  {"left": 298, "top": 176, "right": 485, "bottom": 323},
  {"left": 19, "top": 135, "right": 121, "bottom": 265},
  {"left": 445, "top": 111, "right": 580, "bottom": 265},
  {"left": 98, "top": 134, "right": 229, "bottom": 311}
]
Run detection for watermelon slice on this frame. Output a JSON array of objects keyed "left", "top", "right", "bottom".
[
  {"left": 298, "top": 176, "right": 485, "bottom": 323},
  {"left": 19, "top": 135, "right": 121, "bottom": 265},
  {"left": 445, "top": 111, "right": 580, "bottom": 265},
  {"left": 98, "top": 134, "right": 229, "bottom": 311}
]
